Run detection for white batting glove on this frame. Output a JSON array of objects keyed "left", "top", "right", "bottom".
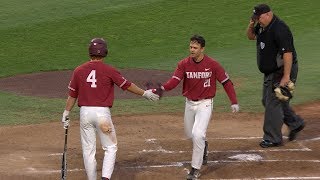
[
  {"left": 231, "top": 104, "right": 240, "bottom": 113},
  {"left": 142, "top": 89, "right": 160, "bottom": 101},
  {"left": 61, "top": 110, "right": 70, "bottom": 129}
]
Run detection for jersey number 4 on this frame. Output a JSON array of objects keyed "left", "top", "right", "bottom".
[{"left": 87, "top": 70, "right": 97, "bottom": 88}]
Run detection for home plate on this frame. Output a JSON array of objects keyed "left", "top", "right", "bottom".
[{"left": 228, "top": 154, "right": 263, "bottom": 161}]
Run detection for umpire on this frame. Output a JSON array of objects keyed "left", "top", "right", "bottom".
[{"left": 246, "top": 4, "right": 305, "bottom": 148}]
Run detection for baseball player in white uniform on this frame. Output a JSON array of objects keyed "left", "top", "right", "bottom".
[
  {"left": 161, "top": 35, "right": 240, "bottom": 179},
  {"left": 61, "top": 38, "right": 159, "bottom": 180}
]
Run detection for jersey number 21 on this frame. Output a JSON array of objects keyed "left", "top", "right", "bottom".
[{"left": 204, "top": 79, "right": 210, "bottom": 87}]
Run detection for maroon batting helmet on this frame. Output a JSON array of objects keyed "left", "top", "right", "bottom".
[{"left": 89, "top": 38, "right": 108, "bottom": 57}]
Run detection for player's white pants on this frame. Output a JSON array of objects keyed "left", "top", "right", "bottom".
[
  {"left": 80, "top": 106, "right": 117, "bottom": 180},
  {"left": 184, "top": 98, "right": 213, "bottom": 169}
]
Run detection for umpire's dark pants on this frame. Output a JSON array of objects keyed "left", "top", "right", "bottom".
[{"left": 262, "top": 62, "right": 304, "bottom": 143}]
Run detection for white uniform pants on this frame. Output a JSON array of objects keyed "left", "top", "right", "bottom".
[
  {"left": 80, "top": 106, "right": 117, "bottom": 180},
  {"left": 184, "top": 99, "right": 213, "bottom": 169}
]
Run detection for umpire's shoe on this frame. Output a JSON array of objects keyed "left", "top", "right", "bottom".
[
  {"left": 259, "top": 140, "right": 282, "bottom": 148},
  {"left": 187, "top": 167, "right": 201, "bottom": 180},
  {"left": 202, "top": 141, "right": 208, "bottom": 165},
  {"left": 289, "top": 123, "right": 305, "bottom": 141}
]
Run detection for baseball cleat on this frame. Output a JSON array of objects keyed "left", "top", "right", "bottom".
[
  {"left": 288, "top": 123, "right": 305, "bottom": 141},
  {"left": 259, "top": 139, "right": 282, "bottom": 148},
  {"left": 187, "top": 167, "right": 201, "bottom": 180}
]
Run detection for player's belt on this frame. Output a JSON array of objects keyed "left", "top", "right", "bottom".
[{"left": 189, "top": 97, "right": 212, "bottom": 102}]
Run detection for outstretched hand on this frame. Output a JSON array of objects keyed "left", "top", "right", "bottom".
[
  {"left": 142, "top": 89, "right": 160, "bottom": 101},
  {"left": 145, "top": 81, "right": 164, "bottom": 99}
]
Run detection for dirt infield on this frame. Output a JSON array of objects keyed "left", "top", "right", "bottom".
[
  {"left": 0, "top": 69, "right": 181, "bottom": 99},
  {"left": 0, "top": 70, "right": 319, "bottom": 180}
]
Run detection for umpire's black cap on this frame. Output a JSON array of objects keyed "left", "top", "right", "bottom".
[{"left": 252, "top": 4, "right": 271, "bottom": 20}]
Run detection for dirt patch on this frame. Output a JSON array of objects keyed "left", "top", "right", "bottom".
[
  {"left": 0, "top": 70, "right": 319, "bottom": 179},
  {"left": 0, "top": 69, "right": 182, "bottom": 98},
  {"left": 0, "top": 104, "right": 319, "bottom": 180}
]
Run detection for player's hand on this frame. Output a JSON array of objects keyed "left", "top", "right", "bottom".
[
  {"left": 145, "top": 81, "right": 164, "bottom": 99},
  {"left": 61, "top": 110, "right": 70, "bottom": 129},
  {"left": 142, "top": 89, "right": 160, "bottom": 101},
  {"left": 231, "top": 104, "right": 240, "bottom": 113}
]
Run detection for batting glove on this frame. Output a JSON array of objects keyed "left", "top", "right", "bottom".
[
  {"left": 62, "top": 110, "right": 70, "bottom": 129},
  {"left": 142, "top": 89, "right": 160, "bottom": 101},
  {"left": 231, "top": 104, "right": 240, "bottom": 113}
]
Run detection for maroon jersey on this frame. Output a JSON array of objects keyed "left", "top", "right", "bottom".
[
  {"left": 68, "top": 60, "right": 131, "bottom": 107},
  {"left": 163, "top": 55, "right": 233, "bottom": 101}
]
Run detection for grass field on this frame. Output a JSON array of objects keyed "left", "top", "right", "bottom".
[{"left": 0, "top": 0, "right": 319, "bottom": 125}]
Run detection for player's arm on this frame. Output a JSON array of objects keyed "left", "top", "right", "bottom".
[
  {"left": 161, "top": 76, "right": 181, "bottom": 91},
  {"left": 61, "top": 73, "right": 78, "bottom": 128},
  {"left": 126, "top": 83, "right": 159, "bottom": 101},
  {"left": 61, "top": 96, "right": 77, "bottom": 129},
  {"left": 216, "top": 63, "right": 239, "bottom": 112},
  {"left": 65, "top": 96, "right": 77, "bottom": 111},
  {"left": 126, "top": 83, "right": 145, "bottom": 96},
  {"left": 247, "top": 19, "right": 256, "bottom": 40},
  {"left": 222, "top": 80, "right": 239, "bottom": 113},
  {"left": 222, "top": 80, "right": 238, "bottom": 105},
  {"left": 216, "top": 64, "right": 238, "bottom": 104},
  {"left": 65, "top": 76, "right": 78, "bottom": 112},
  {"left": 161, "top": 63, "right": 184, "bottom": 91},
  {"left": 111, "top": 69, "right": 159, "bottom": 101}
]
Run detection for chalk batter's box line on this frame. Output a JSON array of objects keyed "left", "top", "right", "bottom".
[
  {"left": 123, "top": 159, "right": 320, "bottom": 169},
  {"left": 207, "top": 177, "right": 320, "bottom": 180},
  {"left": 139, "top": 147, "right": 311, "bottom": 154},
  {"left": 26, "top": 158, "right": 320, "bottom": 175},
  {"left": 146, "top": 136, "right": 320, "bottom": 141},
  {"left": 141, "top": 138, "right": 312, "bottom": 154}
]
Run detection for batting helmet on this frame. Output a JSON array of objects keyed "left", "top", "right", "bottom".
[{"left": 89, "top": 38, "right": 108, "bottom": 57}]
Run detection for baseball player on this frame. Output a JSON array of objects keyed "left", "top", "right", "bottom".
[
  {"left": 247, "top": 4, "right": 305, "bottom": 148},
  {"left": 61, "top": 38, "right": 159, "bottom": 180},
  {"left": 160, "top": 35, "right": 240, "bottom": 179}
]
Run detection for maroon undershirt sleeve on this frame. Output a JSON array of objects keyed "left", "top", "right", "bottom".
[
  {"left": 223, "top": 80, "right": 238, "bottom": 105},
  {"left": 162, "top": 78, "right": 180, "bottom": 91}
]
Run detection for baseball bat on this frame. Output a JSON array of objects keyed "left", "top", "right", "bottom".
[{"left": 61, "top": 120, "right": 69, "bottom": 180}]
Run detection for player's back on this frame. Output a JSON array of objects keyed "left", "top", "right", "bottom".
[{"left": 72, "top": 60, "right": 118, "bottom": 107}]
